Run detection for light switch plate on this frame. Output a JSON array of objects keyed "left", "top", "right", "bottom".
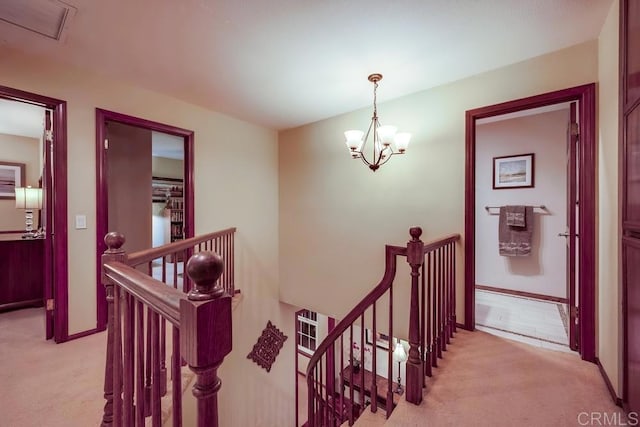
[{"left": 75, "top": 214, "right": 87, "bottom": 230}]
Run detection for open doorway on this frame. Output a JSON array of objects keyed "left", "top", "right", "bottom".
[
  {"left": 0, "top": 85, "right": 69, "bottom": 343},
  {"left": 473, "top": 102, "right": 575, "bottom": 352},
  {"left": 464, "top": 84, "right": 596, "bottom": 362},
  {"left": 95, "top": 109, "right": 194, "bottom": 331}
]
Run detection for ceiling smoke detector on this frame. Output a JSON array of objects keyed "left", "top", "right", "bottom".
[{"left": 0, "top": 0, "right": 76, "bottom": 41}]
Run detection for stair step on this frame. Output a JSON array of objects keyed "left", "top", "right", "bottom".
[{"left": 347, "top": 407, "right": 387, "bottom": 427}]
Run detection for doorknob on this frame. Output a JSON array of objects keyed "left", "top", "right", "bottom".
[{"left": 558, "top": 232, "right": 569, "bottom": 237}]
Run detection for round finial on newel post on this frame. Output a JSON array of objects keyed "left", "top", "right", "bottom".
[
  {"left": 409, "top": 227, "right": 423, "bottom": 241},
  {"left": 104, "top": 232, "right": 125, "bottom": 253},
  {"left": 186, "top": 252, "right": 225, "bottom": 301}
]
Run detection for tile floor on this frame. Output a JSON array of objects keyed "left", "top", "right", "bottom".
[{"left": 475, "top": 289, "right": 574, "bottom": 353}]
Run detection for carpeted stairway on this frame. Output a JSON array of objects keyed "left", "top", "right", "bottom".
[{"left": 359, "top": 329, "right": 623, "bottom": 426}]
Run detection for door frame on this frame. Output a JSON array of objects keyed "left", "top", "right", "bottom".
[
  {"left": 0, "top": 84, "right": 69, "bottom": 343},
  {"left": 464, "top": 83, "right": 596, "bottom": 361},
  {"left": 95, "top": 109, "right": 195, "bottom": 330}
]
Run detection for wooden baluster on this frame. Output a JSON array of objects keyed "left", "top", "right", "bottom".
[
  {"left": 180, "top": 251, "right": 230, "bottom": 427},
  {"left": 320, "top": 358, "right": 326, "bottom": 423},
  {"left": 348, "top": 326, "right": 354, "bottom": 425},
  {"left": 162, "top": 256, "right": 168, "bottom": 287},
  {"left": 151, "top": 310, "right": 161, "bottom": 426},
  {"left": 431, "top": 250, "right": 438, "bottom": 368},
  {"left": 160, "top": 319, "right": 168, "bottom": 397},
  {"left": 229, "top": 232, "right": 236, "bottom": 295},
  {"left": 370, "top": 303, "right": 378, "bottom": 413},
  {"left": 424, "top": 252, "right": 433, "bottom": 377},
  {"left": 358, "top": 314, "right": 365, "bottom": 414},
  {"left": 436, "top": 247, "right": 442, "bottom": 355},
  {"left": 420, "top": 261, "right": 426, "bottom": 386},
  {"left": 386, "top": 279, "right": 393, "bottom": 416},
  {"left": 405, "top": 227, "right": 424, "bottom": 405},
  {"left": 101, "top": 232, "right": 127, "bottom": 427},
  {"left": 452, "top": 242, "right": 457, "bottom": 334},
  {"left": 172, "top": 326, "right": 182, "bottom": 427},
  {"left": 339, "top": 334, "right": 345, "bottom": 424},
  {"left": 113, "top": 286, "right": 123, "bottom": 426},
  {"left": 447, "top": 243, "right": 454, "bottom": 341},
  {"left": 123, "top": 292, "right": 134, "bottom": 426},
  {"left": 145, "top": 309, "right": 152, "bottom": 416},
  {"left": 326, "top": 319, "right": 336, "bottom": 423},
  {"left": 444, "top": 244, "right": 450, "bottom": 345},
  {"left": 440, "top": 246, "right": 447, "bottom": 353},
  {"left": 135, "top": 301, "right": 145, "bottom": 426}
]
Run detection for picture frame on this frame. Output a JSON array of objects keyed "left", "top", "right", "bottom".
[
  {"left": 0, "top": 161, "right": 26, "bottom": 199},
  {"left": 365, "top": 329, "right": 391, "bottom": 350},
  {"left": 493, "top": 153, "right": 535, "bottom": 189}
]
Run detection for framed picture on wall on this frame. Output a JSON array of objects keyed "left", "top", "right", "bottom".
[
  {"left": 493, "top": 153, "right": 535, "bottom": 189},
  {"left": 365, "top": 329, "right": 392, "bottom": 350},
  {"left": 0, "top": 161, "right": 26, "bottom": 199}
]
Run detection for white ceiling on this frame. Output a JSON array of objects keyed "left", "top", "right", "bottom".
[
  {"left": 0, "top": 0, "right": 613, "bottom": 130},
  {"left": 152, "top": 131, "right": 184, "bottom": 160},
  {"left": 0, "top": 98, "right": 45, "bottom": 138}
]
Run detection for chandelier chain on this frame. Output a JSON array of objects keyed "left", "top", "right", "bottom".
[{"left": 372, "top": 81, "right": 378, "bottom": 118}]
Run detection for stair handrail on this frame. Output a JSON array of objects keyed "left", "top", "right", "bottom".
[
  {"left": 305, "top": 228, "right": 460, "bottom": 426},
  {"left": 127, "top": 227, "right": 236, "bottom": 266}
]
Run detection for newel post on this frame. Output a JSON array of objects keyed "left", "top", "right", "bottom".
[
  {"left": 101, "top": 232, "right": 127, "bottom": 427},
  {"left": 405, "top": 227, "right": 424, "bottom": 405},
  {"left": 180, "top": 251, "right": 232, "bottom": 427}
]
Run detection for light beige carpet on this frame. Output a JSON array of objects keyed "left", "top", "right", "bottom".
[
  {"left": 0, "top": 305, "right": 224, "bottom": 427},
  {"left": 386, "top": 330, "right": 623, "bottom": 426},
  {"left": 0, "top": 308, "right": 106, "bottom": 427}
]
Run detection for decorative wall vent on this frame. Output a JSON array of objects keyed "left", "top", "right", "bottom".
[
  {"left": 247, "top": 321, "right": 287, "bottom": 372},
  {"left": 0, "top": 0, "right": 76, "bottom": 41}
]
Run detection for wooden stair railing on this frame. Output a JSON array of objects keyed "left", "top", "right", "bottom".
[
  {"left": 126, "top": 227, "right": 236, "bottom": 296},
  {"left": 100, "top": 229, "right": 235, "bottom": 427},
  {"left": 305, "top": 227, "right": 460, "bottom": 426}
]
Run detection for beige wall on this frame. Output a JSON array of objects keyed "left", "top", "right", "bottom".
[
  {"left": 0, "top": 133, "right": 41, "bottom": 231},
  {"left": 475, "top": 110, "right": 568, "bottom": 298},
  {"left": 279, "top": 41, "right": 599, "bottom": 333},
  {"left": 597, "top": 0, "right": 620, "bottom": 396},
  {"left": 152, "top": 156, "right": 183, "bottom": 180}
]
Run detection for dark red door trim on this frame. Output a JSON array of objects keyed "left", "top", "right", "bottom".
[
  {"left": 464, "top": 83, "right": 597, "bottom": 362},
  {"left": 0, "top": 85, "right": 69, "bottom": 343},
  {"left": 95, "top": 109, "right": 195, "bottom": 330}
]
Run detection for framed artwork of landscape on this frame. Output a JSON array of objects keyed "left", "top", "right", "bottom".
[
  {"left": 493, "top": 153, "right": 534, "bottom": 189},
  {"left": 0, "top": 161, "right": 25, "bottom": 199}
]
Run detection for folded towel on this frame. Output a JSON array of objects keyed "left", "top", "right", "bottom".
[
  {"left": 505, "top": 205, "right": 526, "bottom": 227},
  {"left": 499, "top": 206, "right": 533, "bottom": 256}
]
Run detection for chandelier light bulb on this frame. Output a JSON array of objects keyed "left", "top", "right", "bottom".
[
  {"left": 377, "top": 125, "right": 397, "bottom": 146},
  {"left": 344, "top": 130, "right": 364, "bottom": 151},
  {"left": 394, "top": 132, "right": 411, "bottom": 153}
]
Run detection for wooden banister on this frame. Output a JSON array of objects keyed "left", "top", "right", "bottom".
[
  {"left": 101, "top": 229, "right": 234, "bottom": 427},
  {"left": 104, "top": 262, "right": 183, "bottom": 326},
  {"left": 127, "top": 227, "right": 236, "bottom": 266},
  {"left": 305, "top": 228, "right": 460, "bottom": 427}
]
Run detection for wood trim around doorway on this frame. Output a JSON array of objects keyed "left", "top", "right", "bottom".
[
  {"left": 0, "top": 85, "right": 69, "bottom": 342},
  {"left": 95, "top": 109, "right": 195, "bottom": 330},
  {"left": 464, "top": 83, "right": 597, "bottom": 362}
]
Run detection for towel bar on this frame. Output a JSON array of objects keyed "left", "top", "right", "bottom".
[{"left": 484, "top": 205, "right": 546, "bottom": 212}]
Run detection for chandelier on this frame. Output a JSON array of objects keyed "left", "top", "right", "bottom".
[{"left": 344, "top": 73, "right": 411, "bottom": 171}]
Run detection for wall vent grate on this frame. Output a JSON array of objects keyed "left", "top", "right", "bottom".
[{"left": 0, "top": 0, "right": 75, "bottom": 40}]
